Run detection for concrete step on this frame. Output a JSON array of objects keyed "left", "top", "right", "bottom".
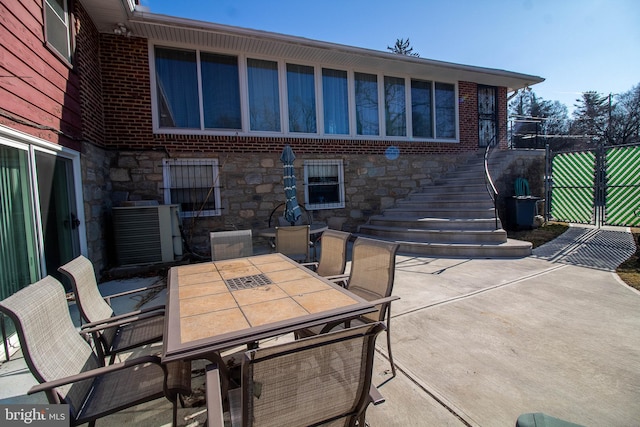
[
  {"left": 395, "top": 199, "right": 495, "bottom": 209},
  {"left": 427, "top": 183, "right": 489, "bottom": 193},
  {"left": 368, "top": 215, "right": 503, "bottom": 231},
  {"left": 446, "top": 168, "right": 487, "bottom": 177},
  {"left": 383, "top": 206, "right": 497, "bottom": 219},
  {"left": 357, "top": 224, "right": 507, "bottom": 244},
  {"left": 356, "top": 154, "right": 531, "bottom": 258},
  {"left": 435, "top": 176, "right": 488, "bottom": 186},
  {"left": 395, "top": 238, "right": 533, "bottom": 258},
  {"left": 406, "top": 192, "right": 490, "bottom": 202}
]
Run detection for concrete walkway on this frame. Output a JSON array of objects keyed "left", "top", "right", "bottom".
[
  {"left": 367, "top": 225, "right": 639, "bottom": 427},
  {"left": 1, "top": 226, "right": 638, "bottom": 426}
]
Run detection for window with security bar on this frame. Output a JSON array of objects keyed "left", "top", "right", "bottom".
[
  {"left": 162, "top": 159, "right": 221, "bottom": 217},
  {"left": 304, "top": 160, "right": 345, "bottom": 210}
]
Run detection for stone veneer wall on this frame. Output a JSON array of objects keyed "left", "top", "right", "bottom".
[
  {"left": 81, "top": 142, "right": 113, "bottom": 274},
  {"left": 491, "top": 149, "right": 546, "bottom": 228},
  {"left": 108, "top": 149, "right": 480, "bottom": 256}
]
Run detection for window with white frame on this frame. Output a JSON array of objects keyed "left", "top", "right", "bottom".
[
  {"left": 384, "top": 76, "right": 406, "bottom": 137},
  {"left": 247, "top": 58, "right": 281, "bottom": 132},
  {"left": 411, "top": 79, "right": 433, "bottom": 138},
  {"left": 304, "top": 160, "right": 345, "bottom": 210},
  {"left": 162, "top": 159, "right": 221, "bottom": 217},
  {"left": 287, "top": 63, "right": 317, "bottom": 133},
  {"left": 435, "top": 82, "right": 456, "bottom": 138},
  {"left": 151, "top": 45, "right": 458, "bottom": 140},
  {"left": 44, "top": 0, "right": 73, "bottom": 63},
  {"left": 322, "top": 68, "right": 349, "bottom": 135},
  {"left": 155, "top": 46, "right": 242, "bottom": 130},
  {"left": 355, "top": 72, "right": 379, "bottom": 136},
  {"left": 202, "top": 53, "right": 242, "bottom": 129}
]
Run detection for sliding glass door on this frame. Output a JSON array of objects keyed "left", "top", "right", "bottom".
[
  {"left": 36, "top": 151, "right": 81, "bottom": 283},
  {"left": 0, "top": 144, "right": 39, "bottom": 300},
  {"left": 0, "top": 133, "right": 83, "bottom": 300}
]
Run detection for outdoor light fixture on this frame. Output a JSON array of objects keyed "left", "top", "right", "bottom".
[{"left": 113, "top": 23, "right": 132, "bottom": 37}]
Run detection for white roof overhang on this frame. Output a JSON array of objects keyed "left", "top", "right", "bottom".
[{"left": 80, "top": 0, "right": 544, "bottom": 92}]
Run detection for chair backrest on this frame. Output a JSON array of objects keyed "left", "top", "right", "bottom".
[
  {"left": 0, "top": 276, "right": 100, "bottom": 415},
  {"left": 58, "top": 255, "right": 118, "bottom": 350},
  {"left": 315, "top": 229, "right": 351, "bottom": 277},
  {"left": 58, "top": 255, "right": 114, "bottom": 324},
  {"left": 210, "top": 229, "right": 253, "bottom": 261},
  {"left": 240, "top": 322, "right": 385, "bottom": 427},
  {"left": 275, "top": 225, "right": 310, "bottom": 262},
  {"left": 347, "top": 237, "right": 399, "bottom": 323}
]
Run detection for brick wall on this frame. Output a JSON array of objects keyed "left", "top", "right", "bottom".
[
  {"left": 75, "top": 4, "right": 105, "bottom": 147},
  {"left": 97, "top": 36, "right": 513, "bottom": 263},
  {"left": 497, "top": 87, "right": 509, "bottom": 149},
  {"left": 100, "top": 34, "right": 154, "bottom": 146},
  {"left": 97, "top": 36, "right": 498, "bottom": 156}
]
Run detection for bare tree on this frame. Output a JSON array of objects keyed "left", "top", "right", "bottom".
[
  {"left": 572, "top": 85, "right": 640, "bottom": 145},
  {"left": 509, "top": 90, "right": 570, "bottom": 148}
]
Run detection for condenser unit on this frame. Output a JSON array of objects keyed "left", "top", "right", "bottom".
[{"left": 112, "top": 204, "right": 183, "bottom": 266}]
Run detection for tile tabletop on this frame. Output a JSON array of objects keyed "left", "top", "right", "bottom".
[{"left": 162, "top": 253, "right": 373, "bottom": 362}]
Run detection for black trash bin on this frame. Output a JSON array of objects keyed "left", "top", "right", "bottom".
[{"left": 507, "top": 196, "right": 541, "bottom": 230}]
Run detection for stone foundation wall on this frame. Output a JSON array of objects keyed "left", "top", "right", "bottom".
[
  {"left": 106, "top": 150, "right": 479, "bottom": 256},
  {"left": 81, "top": 142, "right": 113, "bottom": 275},
  {"left": 491, "top": 149, "right": 546, "bottom": 228}
]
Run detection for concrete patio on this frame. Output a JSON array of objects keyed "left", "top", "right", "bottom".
[{"left": 1, "top": 226, "right": 638, "bottom": 426}]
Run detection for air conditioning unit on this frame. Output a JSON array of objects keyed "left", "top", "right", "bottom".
[{"left": 112, "top": 204, "right": 183, "bottom": 266}]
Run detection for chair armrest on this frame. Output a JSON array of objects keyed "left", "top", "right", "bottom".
[
  {"left": 325, "top": 274, "right": 349, "bottom": 287},
  {"left": 317, "top": 297, "right": 398, "bottom": 334},
  {"left": 80, "top": 309, "right": 164, "bottom": 333},
  {"left": 28, "top": 355, "right": 164, "bottom": 395},
  {"left": 102, "top": 281, "right": 166, "bottom": 304},
  {"left": 369, "top": 384, "right": 385, "bottom": 405},
  {"left": 206, "top": 364, "right": 225, "bottom": 427},
  {"left": 300, "top": 262, "right": 318, "bottom": 271},
  {"left": 366, "top": 295, "right": 400, "bottom": 306}
]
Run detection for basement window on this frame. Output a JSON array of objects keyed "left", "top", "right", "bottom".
[
  {"left": 304, "top": 160, "right": 345, "bottom": 210},
  {"left": 162, "top": 159, "right": 221, "bottom": 217}
]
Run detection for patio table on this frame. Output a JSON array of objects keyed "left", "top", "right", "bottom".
[{"left": 161, "top": 253, "right": 381, "bottom": 363}]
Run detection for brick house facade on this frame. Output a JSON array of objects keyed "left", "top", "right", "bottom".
[{"left": 0, "top": 0, "right": 543, "bottom": 290}]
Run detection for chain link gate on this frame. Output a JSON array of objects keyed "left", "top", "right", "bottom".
[{"left": 546, "top": 143, "right": 640, "bottom": 227}]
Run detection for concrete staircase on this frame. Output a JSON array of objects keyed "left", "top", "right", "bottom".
[{"left": 358, "top": 154, "right": 532, "bottom": 257}]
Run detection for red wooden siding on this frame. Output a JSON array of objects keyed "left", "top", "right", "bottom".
[{"left": 0, "top": 0, "right": 82, "bottom": 150}]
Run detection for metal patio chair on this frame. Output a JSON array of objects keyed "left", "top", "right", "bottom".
[
  {"left": 302, "top": 229, "right": 351, "bottom": 277},
  {"left": 0, "top": 276, "right": 191, "bottom": 427},
  {"left": 296, "top": 237, "right": 400, "bottom": 377},
  {"left": 275, "top": 224, "right": 312, "bottom": 263},
  {"left": 58, "top": 255, "right": 165, "bottom": 364},
  {"left": 206, "top": 322, "right": 386, "bottom": 427},
  {"left": 210, "top": 229, "right": 253, "bottom": 261}
]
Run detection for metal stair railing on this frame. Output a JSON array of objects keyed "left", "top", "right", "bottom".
[{"left": 483, "top": 135, "right": 500, "bottom": 230}]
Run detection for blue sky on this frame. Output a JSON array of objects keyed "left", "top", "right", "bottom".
[{"left": 143, "top": 0, "right": 639, "bottom": 115}]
